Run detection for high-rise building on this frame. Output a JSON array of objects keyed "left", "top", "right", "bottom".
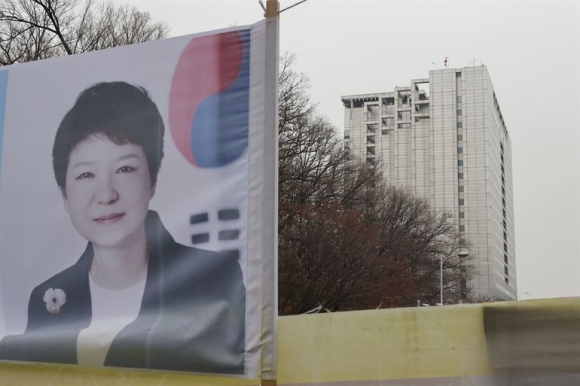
[{"left": 341, "top": 66, "right": 516, "bottom": 301}]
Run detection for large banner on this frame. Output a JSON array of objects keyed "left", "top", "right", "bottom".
[{"left": 0, "top": 20, "right": 272, "bottom": 378}]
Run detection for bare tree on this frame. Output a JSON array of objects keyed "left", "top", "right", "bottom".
[
  {"left": 363, "top": 185, "right": 473, "bottom": 306},
  {"left": 278, "top": 53, "right": 389, "bottom": 314},
  {"left": 0, "top": 0, "right": 168, "bottom": 65},
  {"left": 278, "top": 53, "right": 384, "bottom": 229},
  {"left": 279, "top": 204, "right": 386, "bottom": 314},
  {"left": 278, "top": 52, "right": 316, "bottom": 133}
]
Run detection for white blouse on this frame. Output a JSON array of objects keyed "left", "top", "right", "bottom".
[{"left": 76, "top": 274, "right": 146, "bottom": 367}]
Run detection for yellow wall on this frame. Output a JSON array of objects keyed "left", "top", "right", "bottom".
[{"left": 277, "top": 304, "right": 489, "bottom": 384}]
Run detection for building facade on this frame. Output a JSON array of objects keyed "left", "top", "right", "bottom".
[{"left": 341, "top": 66, "right": 516, "bottom": 301}]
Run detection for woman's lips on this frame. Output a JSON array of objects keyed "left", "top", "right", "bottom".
[{"left": 94, "top": 213, "right": 124, "bottom": 225}]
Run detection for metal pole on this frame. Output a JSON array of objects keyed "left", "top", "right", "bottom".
[
  {"left": 440, "top": 256, "right": 444, "bottom": 305},
  {"left": 458, "top": 249, "right": 469, "bottom": 302}
]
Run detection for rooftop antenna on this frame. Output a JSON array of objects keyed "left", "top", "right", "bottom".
[{"left": 466, "top": 54, "right": 483, "bottom": 67}]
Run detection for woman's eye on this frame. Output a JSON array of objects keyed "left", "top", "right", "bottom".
[
  {"left": 117, "top": 166, "right": 136, "bottom": 173},
  {"left": 76, "top": 172, "right": 94, "bottom": 180}
]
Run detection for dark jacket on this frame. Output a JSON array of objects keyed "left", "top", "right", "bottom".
[{"left": 0, "top": 211, "right": 246, "bottom": 374}]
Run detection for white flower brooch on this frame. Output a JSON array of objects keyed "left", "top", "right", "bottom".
[{"left": 43, "top": 288, "right": 66, "bottom": 315}]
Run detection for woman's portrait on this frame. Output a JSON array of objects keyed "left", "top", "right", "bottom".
[{"left": 0, "top": 82, "right": 246, "bottom": 374}]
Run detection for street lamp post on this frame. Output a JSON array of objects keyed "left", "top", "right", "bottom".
[
  {"left": 440, "top": 256, "right": 444, "bottom": 305},
  {"left": 458, "top": 249, "right": 469, "bottom": 302}
]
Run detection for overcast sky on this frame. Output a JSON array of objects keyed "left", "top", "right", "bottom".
[{"left": 113, "top": 0, "right": 579, "bottom": 300}]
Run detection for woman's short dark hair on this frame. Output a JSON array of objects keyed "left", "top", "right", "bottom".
[{"left": 52, "top": 81, "right": 165, "bottom": 191}]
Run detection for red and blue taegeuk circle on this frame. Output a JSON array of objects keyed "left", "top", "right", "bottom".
[{"left": 169, "top": 30, "right": 250, "bottom": 168}]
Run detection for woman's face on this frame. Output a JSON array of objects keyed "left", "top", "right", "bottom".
[{"left": 63, "top": 134, "right": 155, "bottom": 248}]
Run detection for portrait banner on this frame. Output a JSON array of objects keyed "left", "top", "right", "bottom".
[{"left": 0, "top": 20, "right": 274, "bottom": 379}]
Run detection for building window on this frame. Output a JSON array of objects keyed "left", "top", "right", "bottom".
[
  {"left": 459, "top": 225, "right": 465, "bottom": 232},
  {"left": 457, "top": 147, "right": 463, "bottom": 154},
  {"left": 367, "top": 105, "right": 379, "bottom": 121},
  {"left": 458, "top": 160, "right": 463, "bottom": 167},
  {"left": 458, "top": 186, "right": 464, "bottom": 192},
  {"left": 344, "top": 142, "right": 350, "bottom": 150},
  {"left": 457, "top": 134, "right": 463, "bottom": 141},
  {"left": 457, "top": 109, "right": 462, "bottom": 116},
  {"left": 382, "top": 117, "right": 394, "bottom": 127},
  {"left": 457, "top": 122, "right": 463, "bottom": 128},
  {"left": 344, "top": 130, "right": 350, "bottom": 138},
  {"left": 457, "top": 96, "right": 462, "bottom": 103},
  {"left": 399, "top": 111, "right": 411, "bottom": 121},
  {"left": 459, "top": 199, "right": 464, "bottom": 205},
  {"left": 459, "top": 212, "right": 464, "bottom": 219},
  {"left": 458, "top": 173, "right": 464, "bottom": 179}
]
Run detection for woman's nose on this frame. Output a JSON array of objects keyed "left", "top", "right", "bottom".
[{"left": 96, "top": 176, "right": 119, "bottom": 204}]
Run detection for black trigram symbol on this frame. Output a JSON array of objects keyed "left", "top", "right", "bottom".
[{"left": 190, "top": 209, "right": 241, "bottom": 260}]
